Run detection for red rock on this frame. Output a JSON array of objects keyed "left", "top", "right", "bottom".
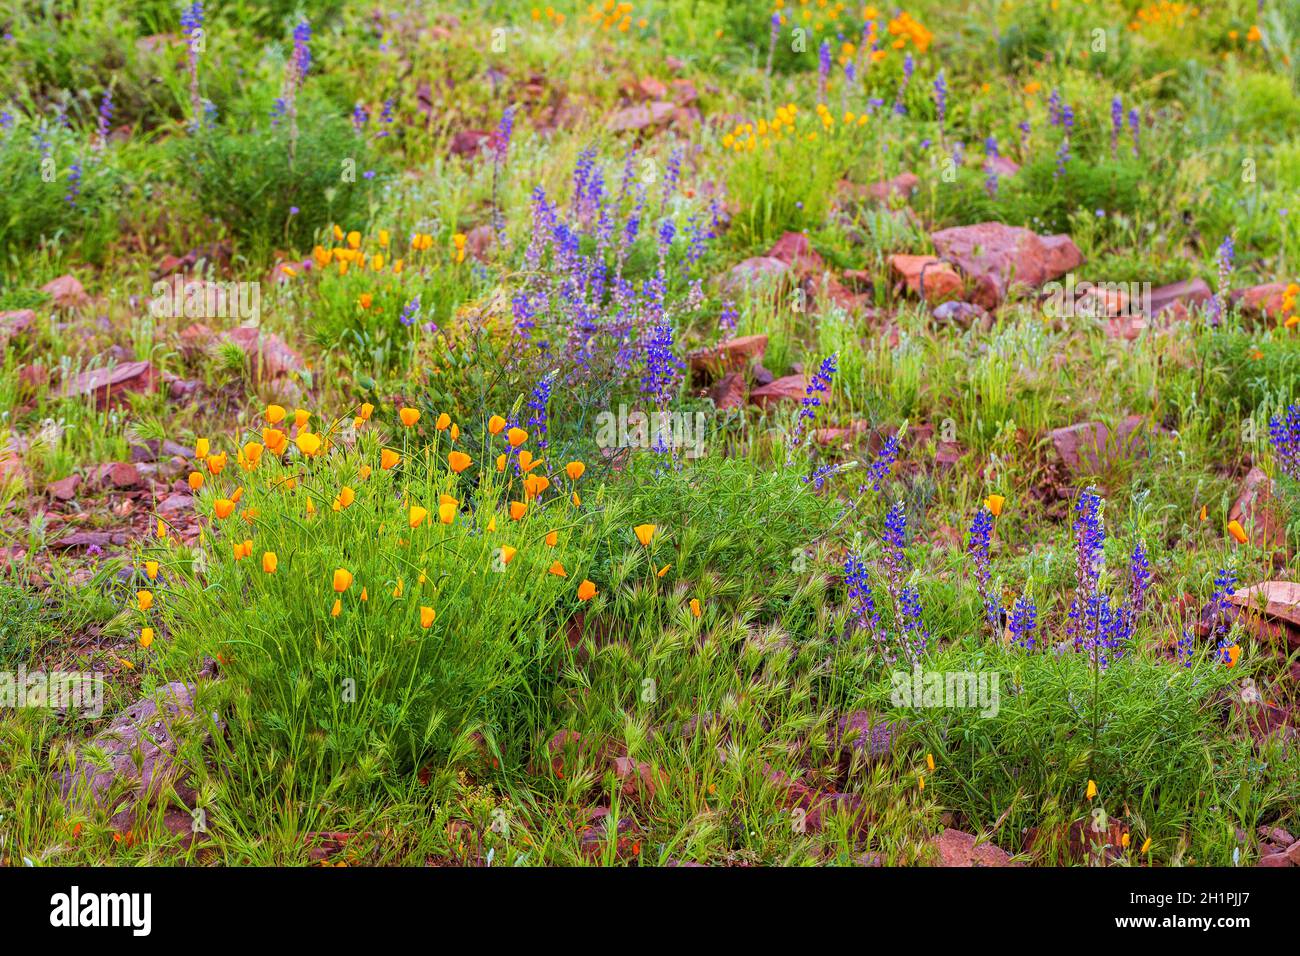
[
  {"left": 1233, "top": 282, "right": 1289, "bottom": 319},
  {"left": 608, "top": 101, "right": 676, "bottom": 132},
  {"left": 841, "top": 172, "right": 919, "bottom": 203},
  {"left": 450, "top": 129, "right": 493, "bottom": 156},
  {"left": 688, "top": 333, "right": 768, "bottom": 378},
  {"left": 636, "top": 76, "right": 667, "bottom": 100},
  {"left": 932, "top": 300, "right": 988, "bottom": 326},
  {"left": 750, "top": 374, "right": 807, "bottom": 408},
  {"left": 0, "top": 309, "right": 35, "bottom": 344},
  {"left": 930, "top": 223, "right": 1083, "bottom": 307},
  {"left": 834, "top": 712, "right": 902, "bottom": 767},
  {"left": 64, "top": 361, "right": 161, "bottom": 408},
  {"left": 929, "top": 829, "right": 1017, "bottom": 867},
  {"left": 767, "top": 231, "right": 825, "bottom": 276},
  {"left": 986, "top": 155, "right": 1020, "bottom": 177},
  {"left": 670, "top": 78, "right": 698, "bottom": 105},
  {"left": 41, "top": 274, "right": 89, "bottom": 308},
  {"left": 157, "top": 493, "right": 193, "bottom": 515},
  {"left": 1258, "top": 852, "right": 1293, "bottom": 867},
  {"left": 889, "top": 254, "right": 963, "bottom": 304},
  {"left": 721, "top": 256, "right": 790, "bottom": 293},
  {"left": 47, "top": 474, "right": 81, "bottom": 500},
  {"left": 1049, "top": 415, "right": 1150, "bottom": 474},
  {"left": 1259, "top": 825, "right": 1297, "bottom": 846},
  {"left": 58, "top": 682, "right": 219, "bottom": 829},
  {"left": 89, "top": 462, "right": 141, "bottom": 490},
  {"left": 1287, "top": 841, "right": 1300, "bottom": 865},
  {"left": 1229, "top": 467, "right": 1286, "bottom": 550},
  {"left": 1226, "top": 582, "right": 1300, "bottom": 650},
  {"left": 223, "top": 326, "right": 304, "bottom": 381},
  {"left": 464, "top": 224, "right": 494, "bottom": 263},
  {"left": 709, "top": 371, "right": 747, "bottom": 410},
  {"left": 1149, "top": 278, "right": 1211, "bottom": 318},
  {"left": 611, "top": 756, "right": 665, "bottom": 801},
  {"left": 0, "top": 450, "right": 26, "bottom": 491}
]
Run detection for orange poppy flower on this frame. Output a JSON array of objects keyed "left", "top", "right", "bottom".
[
  {"left": 577, "top": 579, "right": 597, "bottom": 601},
  {"left": 381, "top": 449, "right": 401, "bottom": 470},
  {"left": 214, "top": 498, "right": 235, "bottom": 519},
  {"left": 545, "top": 530, "right": 558, "bottom": 546},
  {"left": 410, "top": 505, "right": 429, "bottom": 528},
  {"left": 488, "top": 415, "right": 506, "bottom": 435},
  {"left": 507, "top": 427, "right": 528, "bottom": 447},
  {"left": 501, "top": 545, "right": 518, "bottom": 564},
  {"left": 333, "top": 568, "right": 354, "bottom": 592},
  {"left": 262, "top": 551, "right": 278, "bottom": 574},
  {"left": 296, "top": 432, "right": 322, "bottom": 457},
  {"left": 420, "top": 606, "right": 436, "bottom": 628},
  {"left": 436, "top": 413, "right": 451, "bottom": 431},
  {"left": 510, "top": 501, "right": 528, "bottom": 520},
  {"left": 399, "top": 407, "right": 420, "bottom": 427},
  {"left": 448, "top": 451, "right": 472, "bottom": 473},
  {"left": 548, "top": 561, "right": 567, "bottom": 577},
  {"left": 566, "top": 461, "right": 586, "bottom": 480},
  {"left": 634, "top": 524, "right": 657, "bottom": 546},
  {"left": 188, "top": 471, "right": 204, "bottom": 491}
]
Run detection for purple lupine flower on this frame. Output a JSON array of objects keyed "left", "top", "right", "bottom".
[
  {"left": 1213, "top": 233, "right": 1234, "bottom": 325},
  {"left": 1048, "top": 87, "right": 1063, "bottom": 126},
  {"left": 897, "top": 585, "right": 928, "bottom": 662},
  {"left": 1055, "top": 104, "right": 1074, "bottom": 179},
  {"left": 1110, "top": 96, "right": 1122, "bottom": 160},
  {"left": 950, "top": 139, "right": 965, "bottom": 172},
  {"left": 967, "top": 508, "right": 999, "bottom": 634},
  {"left": 399, "top": 295, "right": 421, "bottom": 327},
  {"left": 766, "top": 13, "right": 781, "bottom": 78},
  {"left": 525, "top": 371, "right": 556, "bottom": 451},
  {"left": 292, "top": 19, "right": 312, "bottom": 82},
  {"left": 933, "top": 70, "right": 947, "bottom": 131},
  {"left": 376, "top": 97, "right": 395, "bottom": 137},
  {"left": 844, "top": 552, "right": 883, "bottom": 648},
  {"left": 859, "top": 434, "right": 899, "bottom": 494},
  {"left": 984, "top": 135, "right": 1000, "bottom": 197},
  {"left": 882, "top": 500, "right": 909, "bottom": 606},
  {"left": 642, "top": 322, "right": 682, "bottom": 409},
  {"left": 1068, "top": 489, "right": 1106, "bottom": 650},
  {"left": 1209, "top": 568, "right": 1238, "bottom": 663},
  {"left": 1128, "top": 107, "right": 1140, "bottom": 157},
  {"left": 493, "top": 104, "right": 517, "bottom": 165},
  {"left": 352, "top": 102, "right": 369, "bottom": 132},
  {"left": 1008, "top": 595, "right": 1038, "bottom": 649},
  {"left": 97, "top": 88, "right": 113, "bottom": 147},
  {"left": 718, "top": 299, "right": 738, "bottom": 338},
  {"left": 893, "top": 53, "right": 913, "bottom": 116},
  {"left": 1129, "top": 543, "right": 1152, "bottom": 616},
  {"left": 181, "top": 1, "right": 205, "bottom": 132},
  {"left": 787, "top": 352, "right": 837, "bottom": 459},
  {"left": 1018, "top": 119, "right": 1030, "bottom": 157},
  {"left": 1176, "top": 627, "right": 1195, "bottom": 667},
  {"left": 659, "top": 146, "right": 683, "bottom": 214},
  {"left": 818, "top": 40, "right": 832, "bottom": 103},
  {"left": 1268, "top": 403, "right": 1300, "bottom": 480},
  {"left": 64, "top": 160, "right": 81, "bottom": 206}
]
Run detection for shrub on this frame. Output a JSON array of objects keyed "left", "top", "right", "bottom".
[{"left": 189, "top": 101, "right": 390, "bottom": 262}]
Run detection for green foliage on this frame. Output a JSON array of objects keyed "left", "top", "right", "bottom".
[{"left": 189, "top": 102, "right": 391, "bottom": 261}]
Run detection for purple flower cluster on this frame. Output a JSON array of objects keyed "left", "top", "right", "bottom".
[
  {"left": 1268, "top": 403, "right": 1300, "bottom": 480},
  {"left": 933, "top": 70, "right": 947, "bottom": 131},
  {"left": 1209, "top": 568, "right": 1238, "bottom": 663},
  {"left": 1110, "top": 96, "right": 1123, "bottom": 160},
  {"left": 1008, "top": 595, "right": 1037, "bottom": 649},
  {"left": 1213, "top": 234, "right": 1234, "bottom": 325},
  {"left": 844, "top": 552, "right": 882, "bottom": 647},
  {"left": 787, "top": 352, "right": 837, "bottom": 460},
  {"left": 894, "top": 54, "right": 914, "bottom": 116},
  {"left": 967, "top": 508, "right": 999, "bottom": 634},
  {"left": 859, "top": 433, "right": 899, "bottom": 494},
  {"left": 97, "top": 89, "right": 113, "bottom": 146}
]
